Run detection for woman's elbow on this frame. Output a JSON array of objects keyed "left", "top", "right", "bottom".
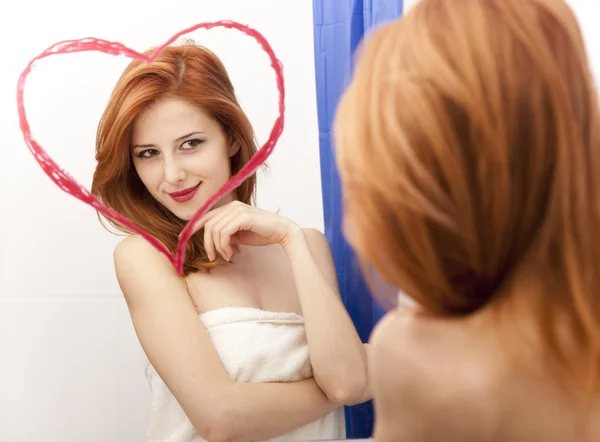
[
  {"left": 324, "top": 373, "right": 369, "bottom": 405},
  {"left": 193, "top": 410, "right": 241, "bottom": 442},
  {"left": 197, "top": 426, "right": 233, "bottom": 442},
  {"left": 196, "top": 423, "right": 240, "bottom": 442}
]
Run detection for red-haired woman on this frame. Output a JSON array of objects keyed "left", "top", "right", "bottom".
[
  {"left": 91, "top": 43, "right": 368, "bottom": 442},
  {"left": 334, "top": 0, "right": 600, "bottom": 441}
]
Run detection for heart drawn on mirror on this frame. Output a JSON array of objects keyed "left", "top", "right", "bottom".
[{"left": 17, "top": 20, "right": 285, "bottom": 275}]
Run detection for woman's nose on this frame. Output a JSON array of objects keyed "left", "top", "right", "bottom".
[{"left": 163, "top": 157, "right": 186, "bottom": 184}]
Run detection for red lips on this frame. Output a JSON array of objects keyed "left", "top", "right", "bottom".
[{"left": 169, "top": 183, "right": 200, "bottom": 203}]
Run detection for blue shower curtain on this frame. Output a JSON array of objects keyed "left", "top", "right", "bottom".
[{"left": 312, "top": 0, "right": 404, "bottom": 438}]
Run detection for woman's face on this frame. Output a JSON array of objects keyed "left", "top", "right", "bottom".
[{"left": 131, "top": 98, "right": 238, "bottom": 220}]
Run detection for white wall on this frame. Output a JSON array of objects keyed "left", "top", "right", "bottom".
[{"left": 0, "top": 1, "right": 323, "bottom": 441}]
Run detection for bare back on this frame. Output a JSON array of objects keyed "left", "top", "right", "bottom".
[{"left": 369, "top": 307, "right": 600, "bottom": 442}]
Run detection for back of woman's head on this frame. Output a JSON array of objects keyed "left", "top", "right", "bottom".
[
  {"left": 335, "top": 0, "right": 600, "bottom": 400},
  {"left": 91, "top": 43, "right": 257, "bottom": 274}
]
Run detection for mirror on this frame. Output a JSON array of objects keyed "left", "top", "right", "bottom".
[{"left": 1, "top": 0, "right": 382, "bottom": 440}]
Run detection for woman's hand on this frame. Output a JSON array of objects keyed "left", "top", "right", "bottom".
[{"left": 191, "top": 201, "right": 301, "bottom": 262}]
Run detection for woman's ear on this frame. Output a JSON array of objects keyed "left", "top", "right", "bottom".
[{"left": 229, "top": 140, "right": 241, "bottom": 157}]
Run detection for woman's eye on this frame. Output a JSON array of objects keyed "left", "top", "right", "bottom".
[
  {"left": 181, "top": 139, "right": 205, "bottom": 150},
  {"left": 136, "top": 149, "right": 159, "bottom": 159}
]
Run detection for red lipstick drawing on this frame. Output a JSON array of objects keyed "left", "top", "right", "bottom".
[{"left": 169, "top": 184, "right": 200, "bottom": 203}]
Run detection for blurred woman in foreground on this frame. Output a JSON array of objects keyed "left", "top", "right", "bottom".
[{"left": 334, "top": 0, "right": 600, "bottom": 440}]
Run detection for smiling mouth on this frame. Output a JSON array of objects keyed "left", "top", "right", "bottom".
[{"left": 169, "top": 183, "right": 200, "bottom": 202}]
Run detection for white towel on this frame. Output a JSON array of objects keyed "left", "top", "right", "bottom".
[{"left": 142, "top": 307, "right": 346, "bottom": 441}]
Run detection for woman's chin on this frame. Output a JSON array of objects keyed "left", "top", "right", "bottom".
[
  {"left": 175, "top": 211, "right": 197, "bottom": 222},
  {"left": 168, "top": 194, "right": 234, "bottom": 221},
  {"left": 165, "top": 206, "right": 199, "bottom": 222}
]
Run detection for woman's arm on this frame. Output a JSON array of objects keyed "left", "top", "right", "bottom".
[
  {"left": 114, "top": 235, "right": 339, "bottom": 442},
  {"left": 281, "top": 227, "right": 369, "bottom": 405}
]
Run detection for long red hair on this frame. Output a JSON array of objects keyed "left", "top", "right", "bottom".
[
  {"left": 91, "top": 42, "right": 257, "bottom": 274},
  {"left": 335, "top": 0, "right": 600, "bottom": 402}
]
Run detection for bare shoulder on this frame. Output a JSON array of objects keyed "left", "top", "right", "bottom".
[
  {"left": 113, "top": 234, "right": 186, "bottom": 306},
  {"left": 302, "top": 227, "right": 331, "bottom": 251},
  {"left": 301, "top": 228, "right": 335, "bottom": 265},
  {"left": 369, "top": 310, "right": 486, "bottom": 442},
  {"left": 113, "top": 234, "right": 168, "bottom": 267},
  {"left": 369, "top": 309, "right": 430, "bottom": 390}
]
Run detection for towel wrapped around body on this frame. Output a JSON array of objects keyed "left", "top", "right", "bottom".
[{"left": 142, "top": 306, "right": 346, "bottom": 442}]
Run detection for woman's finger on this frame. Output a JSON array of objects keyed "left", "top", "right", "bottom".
[
  {"left": 206, "top": 205, "right": 241, "bottom": 261},
  {"left": 203, "top": 209, "right": 230, "bottom": 261},
  {"left": 220, "top": 212, "right": 252, "bottom": 259},
  {"left": 211, "top": 212, "right": 237, "bottom": 261},
  {"left": 193, "top": 204, "right": 223, "bottom": 234},
  {"left": 203, "top": 217, "right": 216, "bottom": 262},
  {"left": 190, "top": 201, "right": 253, "bottom": 261},
  {"left": 212, "top": 212, "right": 241, "bottom": 261}
]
